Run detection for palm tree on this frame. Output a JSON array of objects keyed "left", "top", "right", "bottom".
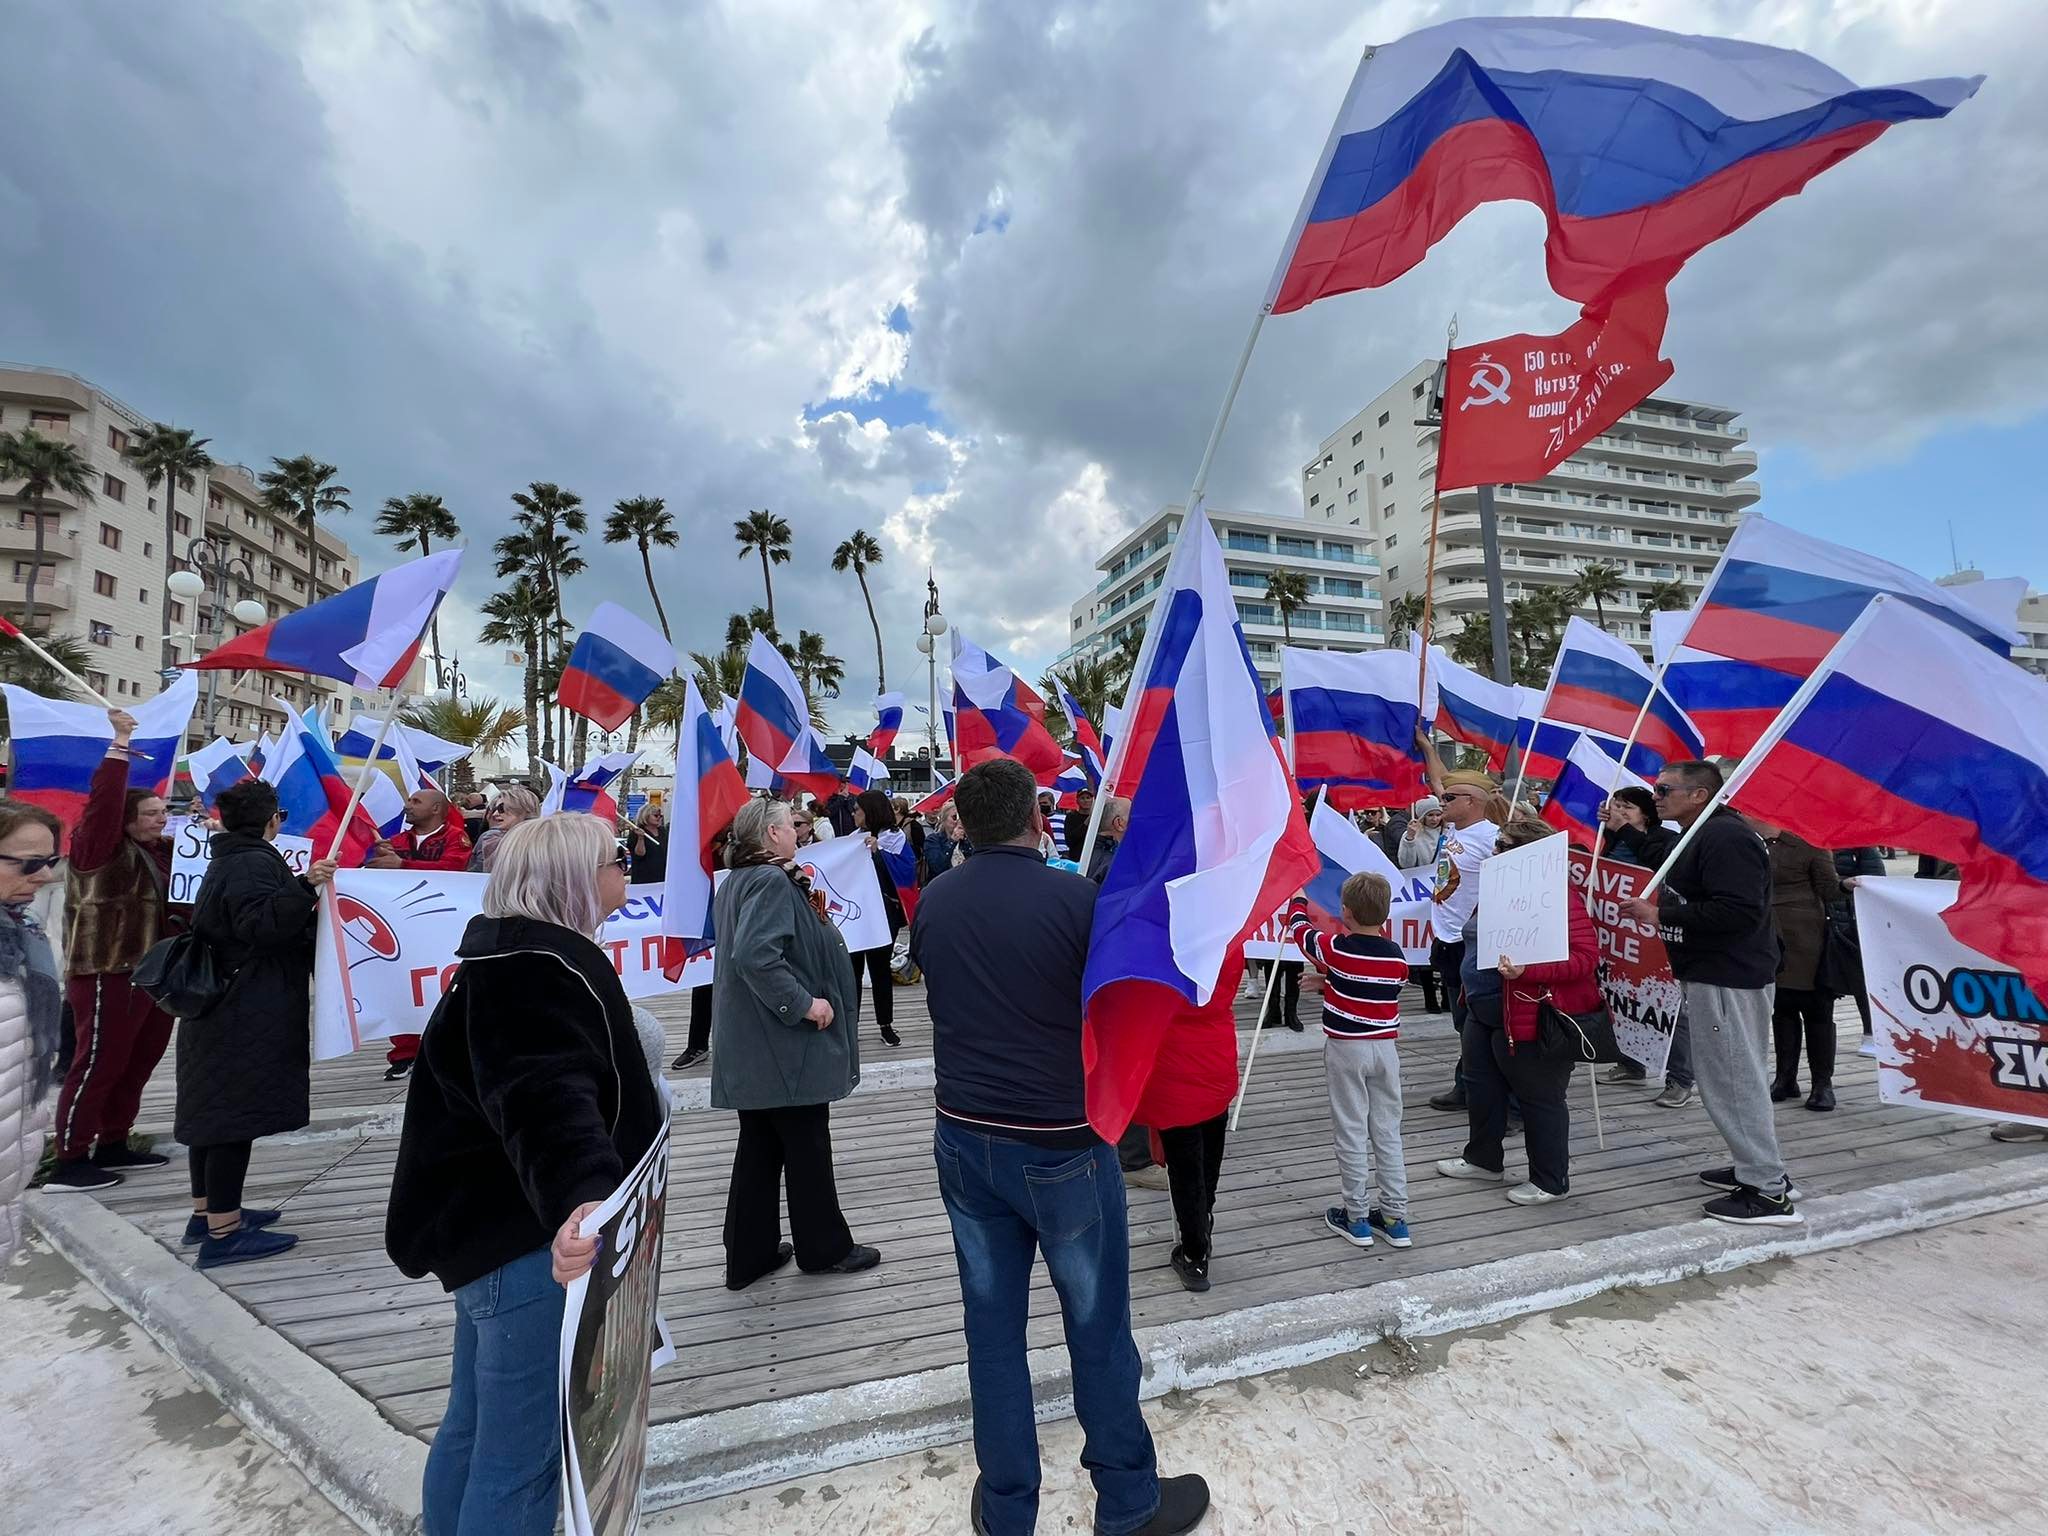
[
  {"left": 792, "top": 630, "right": 845, "bottom": 701},
  {"left": 603, "top": 496, "right": 679, "bottom": 643},
  {"left": 733, "top": 509, "right": 792, "bottom": 625},
  {"left": 376, "top": 492, "right": 461, "bottom": 674},
  {"left": 258, "top": 455, "right": 351, "bottom": 611},
  {"left": 1038, "top": 653, "right": 1130, "bottom": 741},
  {"left": 400, "top": 694, "right": 524, "bottom": 794},
  {"left": 688, "top": 648, "right": 747, "bottom": 713},
  {"left": 1385, "top": 592, "right": 1426, "bottom": 648},
  {"left": 0, "top": 428, "right": 96, "bottom": 630},
  {"left": 1639, "top": 578, "right": 1690, "bottom": 616},
  {"left": 479, "top": 578, "right": 550, "bottom": 778},
  {"left": 1446, "top": 613, "right": 1496, "bottom": 672},
  {"left": 0, "top": 630, "right": 90, "bottom": 731},
  {"left": 1265, "top": 570, "right": 1310, "bottom": 644},
  {"left": 831, "top": 530, "right": 887, "bottom": 691},
  {"left": 494, "top": 484, "right": 586, "bottom": 759},
  {"left": 125, "top": 424, "right": 214, "bottom": 668},
  {"left": 1574, "top": 562, "right": 1626, "bottom": 632}
]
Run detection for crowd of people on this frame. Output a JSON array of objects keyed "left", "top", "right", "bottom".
[{"left": 1, "top": 709, "right": 2042, "bottom": 1536}]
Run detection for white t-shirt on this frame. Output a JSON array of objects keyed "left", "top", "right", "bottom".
[{"left": 1430, "top": 817, "right": 1500, "bottom": 943}]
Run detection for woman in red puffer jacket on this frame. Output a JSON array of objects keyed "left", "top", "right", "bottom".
[
  {"left": 1135, "top": 985, "right": 1239, "bottom": 1297},
  {"left": 1440, "top": 820, "right": 1602, "bottom": 1206}
]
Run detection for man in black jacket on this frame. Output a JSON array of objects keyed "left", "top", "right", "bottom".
[
  {"left": 912, "top": 759, "right": 1207, "bottom": 1536},
  {"left": 1626, "top": 760, "right": 1799, "bottom": 1227}
]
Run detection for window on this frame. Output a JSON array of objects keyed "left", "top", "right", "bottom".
[
  {"left": 85, "top": 670, "right": 108, "bottom": 693},
  {"left": 133, "top": 635, "right": 144, "bottom": 651},
  {"left": 1351, "top": 431, "right": 1362, "bottom": 446},
  {"left": 1323, "top": 611, "right": 1368, "bottom": 633},
  {"left": 1353, "top": 460, "right": 1365, "bottom": 476},
  {"left": 1225, "top": 532, "right": 1270, "bottom": 553},
  {"left": 89, "top": 621, "right": 113, "bottom": 645},
  {"left": 107, "top": 426, "right": 129, "bottom": 452},
  {"left": 99, "top": 522, "right": 121, "bottom": 549},
  {"left": 1307, "top": 493, "right": 1319, "bottom": 508},
  {"left": 173, "top": 514, "right": 190, "bottom": 535},
  {"left": 94, "top": 570, "right": 117, "bottom": 597},
  {"left": 1378, "top": 446, "right": 1385, "bottom": 461},
  {"left": 229, "top": 707, "right": 244, "bottom": 728},
  {"left": 1385, "top": 534, "right": 1398, "bottom": 549},
  {"left": 1235, "top": 601, "right": 1275, "bottom": 625},
  {"left": 29, "top": 411, "right": 69, "bottom": 430},
  {"left": 143, "top": 541, "right": 152, "bottom": 557},
  {"left": 1377, "top": 411, "right": 1390, "bottom": 427},
  {"left": 12, "top": 560, "right": 52, "bottom": 581},
  {"left": 1346, "top": 489, "right": 1358, "bottom": 505},
  {"left": 1228, "top": 570, "right": 1268, "bottom": 590},
  {"left": 1276, "top": 536, "right": 1317, "bottom": 558},
  {"left": 137, "top": 586, "right": 148, "bottom": 604},
  {"left": 1323, "top": 577, "right": 1365, "bottom": 598},
  {"left": 1387, "top": 565, "right": 1400, "bottom": 580},
  {"left": 1413, "top": 382, "right": 1426, "bottom": 399},
  {"left": 102, "top": 473, "right": 126, "bottom": 502},
  {"left": 1322, "top": 541, "right": 1357, "bottom": 562},
  {"left": 1380, "top": 473, "right": 1394, "bottom": 488}
]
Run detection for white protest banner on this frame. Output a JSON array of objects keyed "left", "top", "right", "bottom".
[
  {"left": 168, "top": 816, "right": 313, "bottom": 905},
  {"left": 1858, "top": 877, "right": 2048, "bottom": 1129},
  {"left": 1243, "top": 869, "right": 1436, "bottom": 965},
  {"left": 560, "top": 1118, "right": 673, "bottom": 1536},
  {"left": 1477, "top": 833, "right": 1568, "bottom": 968},
  {"left": 1569, "top": 850, "right": 1680, "bottom": 1076},
  {"left": 311, "top": 836, "right": 887, "bottom": 1060}
]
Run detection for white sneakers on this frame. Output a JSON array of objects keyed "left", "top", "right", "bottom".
[
  {"left": 1434, "top": 1158, "right": 1506, "bottom": 1182},
  {"left": 1507, "top": 1182, "right": 1568, "bottom": 1205}
]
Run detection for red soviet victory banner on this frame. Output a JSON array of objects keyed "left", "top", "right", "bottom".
[{"left": 1436, "top": 284, "right": 1675, "bottom": 492}]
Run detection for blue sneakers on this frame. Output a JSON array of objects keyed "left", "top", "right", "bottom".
[
  {"left": 183, "top": 1208, "right": 283, "bottom": 1246},
  {"left": 1368, "top": 1208, "right": 1414, "bottom": 1248},
  {"left": 1323, "top": 1206, "right": 1374, "bottom": 1247},
  {"left": 195, "top": 1226, "right": 298, "bottom": 1270}
]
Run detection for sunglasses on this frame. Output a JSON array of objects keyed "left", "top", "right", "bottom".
[
  {"left": 607, "top": 842, "right": 633, "bottom": 871},
  {"left": 0, "top": 852, "right": 63, "bottom": 875}
]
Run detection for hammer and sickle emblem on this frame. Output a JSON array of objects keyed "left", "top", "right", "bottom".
[{"left": 1460, "top": 358, "right": 1512, "bottom": 411}]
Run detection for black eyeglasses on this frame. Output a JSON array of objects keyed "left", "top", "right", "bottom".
[
  {"left": 607, "top": 842, "right": 633, "bottom": 870},
  {"left": 0, "top": 852, "right": 62, "bottom": 875}
]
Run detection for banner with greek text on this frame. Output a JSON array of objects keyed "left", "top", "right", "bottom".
[
  {"left": 1858, "top": 877, "right": 2048, "bottom": 1129},
  {"left": 168, "top": 817, "right": 313, "bottom": 905},
  {"left": 311, "top": 837, "right": 887, "bottom": 1060},
  {"left": 1569, "top": 850, "right": 1681, "bottom": 1077}
]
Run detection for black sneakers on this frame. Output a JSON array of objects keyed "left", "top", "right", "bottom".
[
  {"left": 382, "top": 1060, "right": 413, "bottom": 1081},
  {"left": 806, "top": 1243, "right": 881, "bottom": 1276},
  {"left": 1699, "top": 1167, "right": 1804, "bottom": 1201},
  {"left": 1169, "top": 1244, "right": 1211, "bottom": 1293},
  {"left": 1100, "top": 1474, "right": 1212, "bottom": 1536},
  {"left": 670, "top": 1046, "right": 708, "bottom": 1070},
  {"left": 93, "top": 1142, "right": 169, "bottom": 1170},
  {"left": 41, "top": 1159, "right": 122, "bottom": 1193},
  {"left": 1704, "top": 1187, "right": 1802, "bottom": 1226}
]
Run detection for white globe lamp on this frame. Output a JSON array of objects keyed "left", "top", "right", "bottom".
[
  {"left": 166, "top": 570, "right": 205, "bottom": 602},
  {"left": 231, "top": 599, "right": 268, "bottom": 627},
  {"left": 925, "top": 609, "right": 947, "bottom": 637},
  {"left": 915, "top": 633, "right": 933, "bottom": 656}
]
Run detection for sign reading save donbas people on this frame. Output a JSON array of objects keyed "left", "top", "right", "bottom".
[{"left": 560, "top": 1120, "right": 674, "bottom": 1536}]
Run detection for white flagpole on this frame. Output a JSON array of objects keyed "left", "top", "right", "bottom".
[
  {"left": 1508, "top": 645, "right": 1563, "bottom": 808},
  {"left": 324, "top": 690, "right": 407, "bottom": 862},
  {"left": 2, "top": 625, "right": 113, "bottom": 707},
  {"left": 1229, "top": 761, "right": 1314, "bottom": 1135}
]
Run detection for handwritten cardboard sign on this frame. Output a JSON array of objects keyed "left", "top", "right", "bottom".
[{"left": 1477, "top": 834, "right": 1568, "bottom": 967}]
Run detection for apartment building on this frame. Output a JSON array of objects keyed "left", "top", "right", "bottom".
[
  {"left": 1059, "top": 504, "right": 1384, "bottom": 690},
  {"left": 1937, "top": 569, "right": 2048, "bottom": 680},
  {"left": 0, "top": 363, "right": 374, "bottom": 744},
  {"left": 1303, "top": 360, "right": 1761, "bottom": 655}
]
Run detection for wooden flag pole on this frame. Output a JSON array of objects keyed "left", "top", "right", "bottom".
[
  {"left": 324, "top": 690, "right": 408, "bottom": 862},
  {"left": 0, "top": 622, "right": 113, "bottom": 708}
]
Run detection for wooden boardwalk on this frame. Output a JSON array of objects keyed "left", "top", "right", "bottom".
[{"left": 96, "top": 978, "right": 2031, "bottom": 1455}]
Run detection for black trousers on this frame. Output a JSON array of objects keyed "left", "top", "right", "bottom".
[
  {"left": 1462, "top": 1018, "right": 1574, "bottom": 1195},
  {"left": 1412, "top": 962, "right": 1443, "bottom": 1013},
  {"left": 1433, "top": 937, "right": 1469, "bottom": 1092},
  {"left": 1255, "top": 962, "right": 1302, "bottom": 1026},
  {"left": 851, "top": 946, "right": 894, "bottom": 1033},
  {"left": 1158, "top": 1114, "right": 1227, "bottom": 1264},
  {"left": 1773, "top": 988, "right": 1837, "bottom": 1087},
  {"left": 687, "top": 983, "right": 713, "bottom": 1055},
  {"left": 187, "top": 1140, "right": 253, "bottom": 1213},
  {"left": 1116, "top": 1122, "right": 1154, "bottom": 1172},
  {"left": 723, "top": 1103, "right": 854, "bottom": 1285}
]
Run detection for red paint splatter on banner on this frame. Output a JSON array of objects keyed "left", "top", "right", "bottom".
[{"left": 1880, "top": 1009, "right": 2048, "bottom": 1120}]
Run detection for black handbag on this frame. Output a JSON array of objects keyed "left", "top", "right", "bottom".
[
  {"left": 133, "top": 876, "right": 236, "bottom": 1019},
  {"left": 1816, "top": 909, "right": 1864, "bottom": 997},
  {"left": 1536, "top": 995, "right": 1623, "bottom": 1064}
]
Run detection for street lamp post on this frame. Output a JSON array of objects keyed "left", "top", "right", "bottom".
[
  {"left": 915, "top": 571, "right": 947, "bottom": 790},
  {"left": 436, "top": 651, "right": 469, "bottom": 699},
  {"left": 166, "top": 535, "right": 265, "bottom": 740}
]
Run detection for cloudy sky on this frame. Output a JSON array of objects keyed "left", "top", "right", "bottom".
[{"left": 7, "top": 0, "right": 2044, "bottom": 756}]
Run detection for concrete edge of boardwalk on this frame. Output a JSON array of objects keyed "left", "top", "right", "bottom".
[{"left": 35, "top": 1155, "right": 2048, "bottom": 1532}]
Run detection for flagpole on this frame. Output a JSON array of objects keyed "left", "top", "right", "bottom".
[
  {"left": 325, "top": 689, "right": 408, "bottom": 863},
  {"left": 1229, "top": 926, "right": 1287, "bottom": 1134},
  {"left": 1, "top": 623, "right": 114, "bottom": 708},
  {"left": 1635, "top": 598, "right": 1889, "bottom": 898},
  {"left": 1582, "top": 689, "right": 1656, "bottom": 912},
  {"left": 1508, "top": 643, "right": 1562, "bottom": 809}
]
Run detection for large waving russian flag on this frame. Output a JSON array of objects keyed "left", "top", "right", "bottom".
[
  {"left": 951, "top": 631, "right": 1066, "bottom": 780},
  {"left": 734, "top": 631, "right": 840, "bottom": 800},
  {"left": 1303, "top": 790, "right": 1406, "bottom": 924},
  {"left": 1424, "top": 643, "right": 1519, "bottom": 772},
  {"left": 1542, "top": 733, "right": 1652, "bottom": 850},
  {"left": 186, "top": 548, "right": 461, "bottom": 689},
  {"left": 659, "top": 677, "right": 751, "bottom": 978},
  {"left": 264, "top": 702, "right": 381, "bottom": 864},
  {"left": 1082, "top": 513, "right": 1318, "bottom": 1141},
  {"left": 185, "top": 737, "right": 256, "bottom": 812},
  {"left": 1267, "top": 16, "right": 1980, "bottom": 314},
  {"left": 1541, "top": 617, "right": 1703, "bottom": 770},
  {"left": 1727, "top": 597, "right": 2048, "bottom": 1000},
  {"left": 558, "top": 602, "right": 675, "bottom": 732},
  {"left": 867, "top": 692, "right": 905, "bottom": 759},
  {"left": 1284, "top": 645, "right": 1429, "bottom": 810},
  {"left": 541, "top": 750, "right": 642, "bottom": 823},
  {"left": 0, "top": 673, "right": 197, "bottom": 829},
  {"left": 1649, "top": 607, "right": 1800, "bottom": 760},
  {"left": 910, "top": 770, "right": 954, "bottom": 816},
  {"left": 847, "top": 747, "right": 890, "bottom": 793}
]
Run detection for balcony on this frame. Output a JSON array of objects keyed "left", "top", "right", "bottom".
[
  {"left": 0, "top": 575, "right": 76, "bottom": 614},
  {"left": 0, "top": 523, "right": 78, "bottom": 558}
]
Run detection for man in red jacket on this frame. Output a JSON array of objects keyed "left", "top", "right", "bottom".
[{"left": 369, "top": 788, "right": 472, "bottom": 1079}]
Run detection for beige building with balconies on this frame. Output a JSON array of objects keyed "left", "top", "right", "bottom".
[
  {"left": 0, "top": 362, "right": 380, "bottom": 745},
  {"left": 1303, "top": 360, "right": 1761, "bottom": 655}
]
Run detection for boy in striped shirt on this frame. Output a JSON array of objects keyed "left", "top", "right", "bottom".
[{"left": 1285, "top": 872, "right": 1413, "bottom": 1248}]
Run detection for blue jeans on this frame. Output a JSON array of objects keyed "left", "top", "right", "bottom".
[
  {"left": 423, "top": 1247, "right": 565, "bottom": 1536},
  {"left": 933, "top": 1121, "right": 1158, "bottom": 1536}
]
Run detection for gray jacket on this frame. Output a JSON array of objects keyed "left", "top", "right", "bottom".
[{"left": 709, "top": 864, "right": 860, "bottom": 1112}]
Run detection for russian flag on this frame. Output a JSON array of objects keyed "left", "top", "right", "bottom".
[
  {"left": 185, "top": 737, "right": 255, "bottom": 812},
  {"left": 1266, "top": 16, "right": 1980, "bottom": 314},
  {"left": 734, "top": 631, "right": 840, "bottom": 800},
  {"left": 1082, "top": 511, "right": 1318, "bottom": 1140},
  {"left": 867, "top": 692, "right": 905, "bottom": 759},
  {"left": 558, "top": 602, "right": 674, "bottom": 732},
  {"left": 1052, "top": 753, "right": 1090, "bottom": 810},
  {"left": 876, "top": 827, "right": 921, "bottom": 927},
  {"left": 1284, "top": 645, "right": 1429, "bottom": 810},
  {"left": 541, "top": 750, "right": 642, "bottom": 823},
  {"left": 848, "top": 747, "right": 891, "bottom": 792},
  {"left": 264, "top": 702, "right": 380, "bottom": 864},
  {"left": 951, "top": 631, "right": 1067, "bottom": 780},
  {"left": 1727, "top": 597, "right": 2048, "bottom": 1000},
  {"left": 1057, "top": 684, "right": 1106, "bottom": 789},
  {"left": 1537, "top": 617, "right": 1703, "bottom": 771},
  {"left": 250, "top": 732, "right": 275, "bottom": 774},
  {"left": 1515, "top": 716, "right": 1664, "bottom": 787},
  {"left": 910, "top": 770, "right": 954, "bottom": 816},
  {"left": 0, "top": 673, "right": 197, "bottom": 829},
  {"left": 1424, "top": 643, "right": 1519, "bottom": 772},
  {"left": 1676, "top": 519, "right": 2025, "bottom": 752},
  {"left": 186, "top": 548, "right": 461, "bottom": 689},
  {"left": 1542, "top": 734, "right": 1651, "bottom": 849},
  {"left": 1652, "top": 605, "right": 1802, "bottom": 760},
  {"left": 337, "top": 725, "right": 424, "bottom": 839},
  {"left": 1303, "top": 791, "right": 1406, "bottom": 924},
  {"left": 659, "top": 677, "right": 751, "bottom": 979}
]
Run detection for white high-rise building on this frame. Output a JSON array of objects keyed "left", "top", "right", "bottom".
[
  {"left": 1302, "top": 360, "right": 1761, "bottom": 656},
  {"left": 1938, "top": 569, "right": 2048, "bottom": 680},
  {"left": 1058, "top": 504, "right": 1384, "bottom": 692}
]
